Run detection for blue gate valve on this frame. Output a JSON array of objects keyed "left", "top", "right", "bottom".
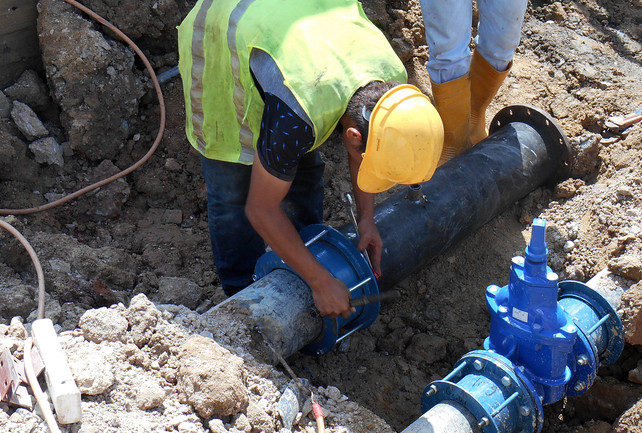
[
  {"left": 485, "top": 218, "right": 576, "bottom": 404},
  {"left": 420, "top": 218, "right": 624, "bottom": 433},
  {"left": 254, "top": 224, "right": 380, "bottom": 356}
]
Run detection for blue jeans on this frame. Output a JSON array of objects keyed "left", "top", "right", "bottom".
[{"left": 201, "top": 150, "right": 325, "bottom": 296}]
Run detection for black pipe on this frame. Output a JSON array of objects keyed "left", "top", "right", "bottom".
[
  {"left": 342, "top": 104, "right": 572, "bottom": 290},
  {"left": 203, "top": 104, "right": 572, "bottom": 361}
]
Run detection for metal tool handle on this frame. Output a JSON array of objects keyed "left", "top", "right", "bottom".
[
  {"left": 343, "top": 193, "right": 376, "bottom": 273},
  {"left": 349, "top": 290, "right": 400, "bottom": 307}
]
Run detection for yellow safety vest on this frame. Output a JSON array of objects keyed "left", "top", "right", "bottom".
[{"left": 178, "top": 0, "right": 407, "bottom": 164}]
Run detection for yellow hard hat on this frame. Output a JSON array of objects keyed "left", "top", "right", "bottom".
[{"left": 357, "top": 84, "right": 444, "bottom": 193}]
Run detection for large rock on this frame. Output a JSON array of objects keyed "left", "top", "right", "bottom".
[
  {"left": 29, "top": 136, "right": 64, "bottom": 166},
  {"left": 124, "top": 294, "right": 162, "bottom": 348},
  {"left": 37, "top": 0, "right": 145, "bottom": 161},
  {"left": 610, "top": 256, "right": 642, "bottom": 282},
  {"left": 176, "top": 335, "right": 248, "bottom": 418}
]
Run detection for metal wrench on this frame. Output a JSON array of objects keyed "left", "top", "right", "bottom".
[{"left": 343, "top": 193, "right": 379, "bottom": 278}]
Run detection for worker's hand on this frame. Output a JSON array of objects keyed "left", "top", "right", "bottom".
[
  {"left": 356, "top": 217, "right": 383, "bottom": 277},
  {"left": 311, "top": 274, "right": 355, "bottom": 319}
]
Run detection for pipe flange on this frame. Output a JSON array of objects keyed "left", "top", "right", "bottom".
[
  {"left": 565, "top": 329, "right": 598, "bottom": 397},
  {"left": 422, "top": 350, "right": 543, "bottom": 433},
  {"left": 254, "top": 224, "right": 379, "bottom": 356},
  {"left": 489, "top": 104, "right": 572, "bottom": 182},
  {"left": 558, "top": 280, "right": 624, "bottom": 366}
]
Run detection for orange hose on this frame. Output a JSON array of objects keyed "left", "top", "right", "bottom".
[
  {"left": 0, "top": 0, "right": 165, "bottom": 216},
  {"left": 0, "top": 219, "right": 46, "bottom": 320},
  {"left": 312, "top": 399, "right": 326, "bottom": 433}
]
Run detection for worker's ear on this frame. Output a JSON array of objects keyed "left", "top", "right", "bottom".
[
  {"left": 345, "top": 126, "right": 363, "bottom": 151},
  {"left": 344, "top": 127, "right": 364, "bottom": 161},
  {"left": 345, "top": 126, "right": 362, "bottom": 142}
]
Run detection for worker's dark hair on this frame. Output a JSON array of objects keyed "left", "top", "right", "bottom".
[{"left": 346, "top": 81, "right": 401, "bottom": 151}]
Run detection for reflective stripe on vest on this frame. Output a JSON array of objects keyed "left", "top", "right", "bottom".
[{"left": 178, "top": 0, "right": 407, "bottom": 164}]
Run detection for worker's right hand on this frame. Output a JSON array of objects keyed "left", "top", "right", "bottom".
[{"left": 311, "top": 274, "right": 355, "bottom": 319}]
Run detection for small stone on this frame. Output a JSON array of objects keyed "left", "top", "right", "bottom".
[
  {"left": 564, "top": 241, "right": 575, "bottom": 252},
  {"left": 29, "top": 137, "right": 64, "bottom": 166},
  {"left": 11, "top": 101, "right": 48, "bottom": 141},
  {"left": 208, "top": 419, "right": 227, "bottom": 433},
  {"left": 177, "top": 421, "right": 199, "bottom": 432},
  {"left": 628, "top": 360, "right": 642, "bottom": 384},
  {"left": 233, "top": 413, "right": 251, "bottom": 433}
]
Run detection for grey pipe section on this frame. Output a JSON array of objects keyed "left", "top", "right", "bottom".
[
  {"left": 201, "top": 105, "right": 572, "bottom": 363},
  {"left": 402, "top": 402, "right": 481, "bottom": 433},
  {"left": 201, "top": 269, "right": 318, "bottom": 365}
]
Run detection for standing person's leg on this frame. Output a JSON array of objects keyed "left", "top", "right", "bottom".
[
  {"left": 470, "top": 0, "right": 528, "bottom": 144},
  {"left": 420, "top": 0, "right": 473, "bottom": 83},
  {"left": 200, "top": 156, "right": 267, "bottom": 296},
  {"left": 420, "top": 0, "right": 474, "bottom": 165},
  {"left": 282, "top": 149, "right": 325, "bottom": 233}
]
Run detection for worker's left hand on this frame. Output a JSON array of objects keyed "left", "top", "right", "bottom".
[{"left": 356, "top": 217, "right": 383, "bottom": 277}]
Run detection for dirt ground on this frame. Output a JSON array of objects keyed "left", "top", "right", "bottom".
[{"left": 1, "top": 0, "right": 642, "bottom": 432}]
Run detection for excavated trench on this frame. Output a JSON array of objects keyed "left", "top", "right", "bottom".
[{"left": 2, "top": 1, "right": 642, "bottom": 432}]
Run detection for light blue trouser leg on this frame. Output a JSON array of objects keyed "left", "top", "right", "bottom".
[{"left": 419, "top": 0, "right": 527, "bottom": 82}]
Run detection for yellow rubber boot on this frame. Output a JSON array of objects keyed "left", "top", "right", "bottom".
[
  {"left": 430, "top": 74, "right": 471, "bottom": 166},
  {"left": 470, "top": 50, "right": 512, "bottom": 145}
]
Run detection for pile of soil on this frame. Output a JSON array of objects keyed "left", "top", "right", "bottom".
[{"left": 1, "top": 0, "right": 642, "bottom": 432}]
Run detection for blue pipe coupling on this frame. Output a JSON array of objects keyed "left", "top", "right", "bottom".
[
  {"left": 421, "top": 218, "right": 623, "bottom": 433},
  {"left": 254, "top": 224, "right": 380, "bottom": 356}
]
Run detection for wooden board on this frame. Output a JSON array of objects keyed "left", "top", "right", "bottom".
[
  {"left": 1, "top": 0, "right": 39, "bottom": 34},
  {"left": 0, "top": 0, "right": 42, "bottom": 89}
]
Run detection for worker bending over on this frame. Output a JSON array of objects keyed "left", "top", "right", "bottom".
[
  {"left": 420, "top": 0, "right": 528, "bottom": 164},
  {"left": 178, "top": 0, "right": 443, "bottom": 319}
]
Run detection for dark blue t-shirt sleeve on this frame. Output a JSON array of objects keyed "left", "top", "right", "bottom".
[{"left": 256, "top": 92, "right": 315, "bottom": 182}]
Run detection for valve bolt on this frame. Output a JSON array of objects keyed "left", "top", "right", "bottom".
[
  {"left": 473, "top": 359, "right": 483, "bottom": 370},
  {"left": 501, "top": 376, "right": 512, "bottom": 387},
  {"left": 574, "top": 381, "right": 586, "bottom": 392},
  {"left": 519, "top": 406, "right": 531, "bottom": 417},
  {"left": 425, "top": 385, "right": 438, "bottom": 397},
  {"left": 577, "top": 355, "right": 589, "bottom": 366},
  {"left": 478, "top": 417, "right": 491, "bottom": 428}
]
